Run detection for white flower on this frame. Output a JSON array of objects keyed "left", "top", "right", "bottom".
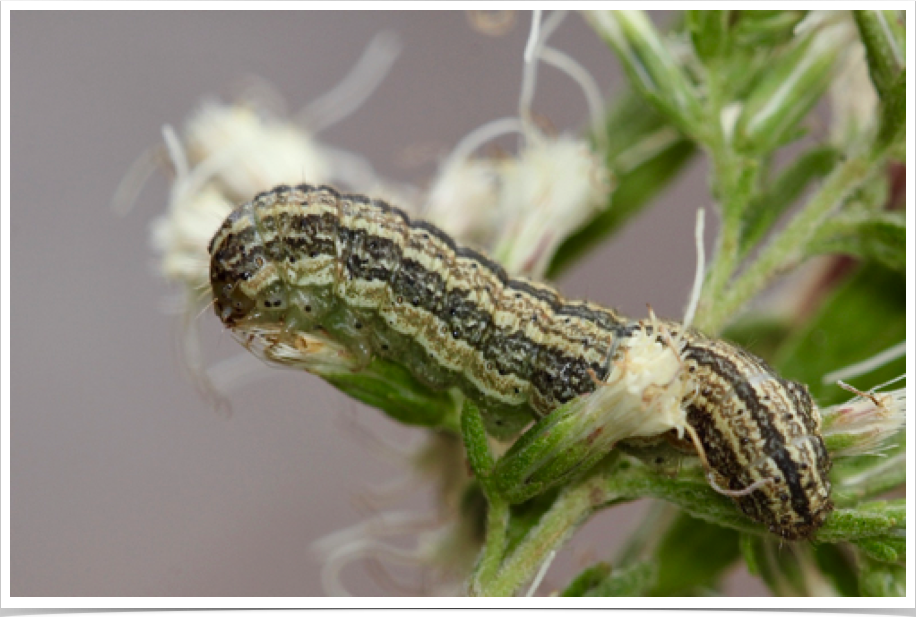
[{"left": 490, "top": 135, "right": 611, "bottom": 278}]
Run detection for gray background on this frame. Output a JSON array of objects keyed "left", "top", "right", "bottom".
[{"left": 12, "top": 11, "right": 767, "bottom": 596}]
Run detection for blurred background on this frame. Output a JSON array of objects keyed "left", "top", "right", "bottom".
[{"left": 11, "top": 11, "right": 767, "bottom": 596}]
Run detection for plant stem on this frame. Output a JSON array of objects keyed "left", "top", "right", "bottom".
[
  {"left": 477, "top": 479, "right": 606, "bottom": 596},
  {"left": 468, "top": 497, "right": 509, "bottom": 596},
  {"left": 695, "top": 65, "right": 759, "bottom": 330},
  {"left": 694, "top": 152, "right": 877, "bottom": 334}
]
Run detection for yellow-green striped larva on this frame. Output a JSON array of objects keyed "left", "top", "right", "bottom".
[{"left": 209, "top": 183, "right": 833, "bottom": 540}]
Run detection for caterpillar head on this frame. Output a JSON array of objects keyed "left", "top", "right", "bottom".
[{"left": 208, "top": 207, "right": 288, "bottom": 327}]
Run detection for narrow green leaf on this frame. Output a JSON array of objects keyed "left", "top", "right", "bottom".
[
  {"left": 807, "top": 210, "right": 905, "bottom": 272},
  {"left": 874, "top": 69, "right": 906, "bottom": 154},
  {"left": 815, "top": 500, "right": 905, "bottom": 544},
  {"left": 650, "top": 512, "right": 740, "bottom": 596},
  {"left": 854, "top": 12, "right": 906, "bottom": 155},
  {"left": 739, "top": 146, "right": 840, "bottom": 256},
  {"left": 858, "top": 558, "right": 906, "bottom": 597},
  {"left": 490, "top": 406, "right": 607, "bottom": 504},
  {"left": 587, "top": 11, "right": 702, "bottom": 135},
  {"left": 460, "top": 399, "right": 496, "bottom": 481},
  {"left": 323, "top": 357, "right": 457, "bottom": 429},
  {"left": 583, "top": 562, "right": 658, "bottom": 597},
  {"left": 560, "top": 562, "right": 613, "bottom": 596},
  {"left": 853, "top": 535, "right": 906, "bottom": 564},
  {"left": 773, "top": 264, "right": 906, "bottom": 406},
  {"left": 732, "top": 11, "right": 807, "bottom": 48},
  {"left": 853, "top": 11, "right": 905, "bottom": 98},
  {"left": 687, "top": 10, "right": 731, "bottom": 64},
  {"left": 594, "top": 455, "right": 768, "bottom": 537},
  {"left": 735, "top": 26, "right": 842, "bottom": 153}
]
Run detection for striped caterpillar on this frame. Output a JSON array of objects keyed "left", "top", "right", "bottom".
[{"left": 208, "top": 183, "right": 833, "bottom": 540}]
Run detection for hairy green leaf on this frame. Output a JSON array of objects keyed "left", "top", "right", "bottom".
[
  {"left": 687, "top": 10, "right": 731, "bottom": 64},
  {"left": 853, "top": 11, "right": 905, "bottom": 98},
  {"left": 650, "top": 512, "right": 740, "bottom": 595},
  {"left": 739, "top": 146, "right": 839, "bottom": 255},
  {"left": 587, "top": 11, "right": 702, "bottom": 135},
  {"left": 807, "top": 210, "right": 905, "bottom": 271},
  {"left": 773, "top": 264, "right": 906, "bottom": 406},
  {"left": 858, "top": 558, "right": 906, "bottom": 597},
  {"left": 583, "top": 562, "right": 658, "bottom": 597},
  {"left": 560, "top": 562, "right": 613, "bottom": 596},
  {"left": 323, "top": 358, "right": 458, "bottom": 429},
  {"left": 735, "top": 26, "right": 842, "bottom": 153}
]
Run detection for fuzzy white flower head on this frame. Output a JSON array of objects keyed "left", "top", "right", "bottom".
[
  {"left": 423, "top": 155, "right": 505, "bottom": 247},
  {"left": 150, "top": 182, "right": 235, "bottom": 293},
  {"left": 422, "top": 11, "right": 612, "bottom": 279},
  {"left": 183, "top": 100, "right": 333, "bottom": 203},
  {"left": 576, "top": 322, "right": 690, "bottom": 446},
  {"left": 490, "top": 134, "right": 611, "bottom": 278},
  {"left": 144, "top": 32, "right": 402, "bottom": 299}
]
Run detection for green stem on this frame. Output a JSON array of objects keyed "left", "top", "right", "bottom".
[
  {"left": 468, "top": 497, "right": 510, "bottom": 596},
  {"left": 695, "top": 66, "right": 759, "bottom": 329},
  {"left": 694, "top": 152, "right": 877, "bottom": 334},
  {"left": 478, "top": 479, "right": 606, "bottom": 596}
]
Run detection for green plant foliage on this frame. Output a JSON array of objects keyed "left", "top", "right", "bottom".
[
  {"left": 471, "top": 10, "right": 906, "bottom": 597},
  {"left": 773, "top": 264, "right": 905, "bottom": 405},
  {"left": 200, "top": 10, "right": 907, "bottom": 597},
  {"left": 648, "top": 513, "right": 741, "bottom": 596}
]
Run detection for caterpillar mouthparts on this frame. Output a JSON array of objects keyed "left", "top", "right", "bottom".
[{"left": 209, "top": 183, "right": 833, "bottom": 540}]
